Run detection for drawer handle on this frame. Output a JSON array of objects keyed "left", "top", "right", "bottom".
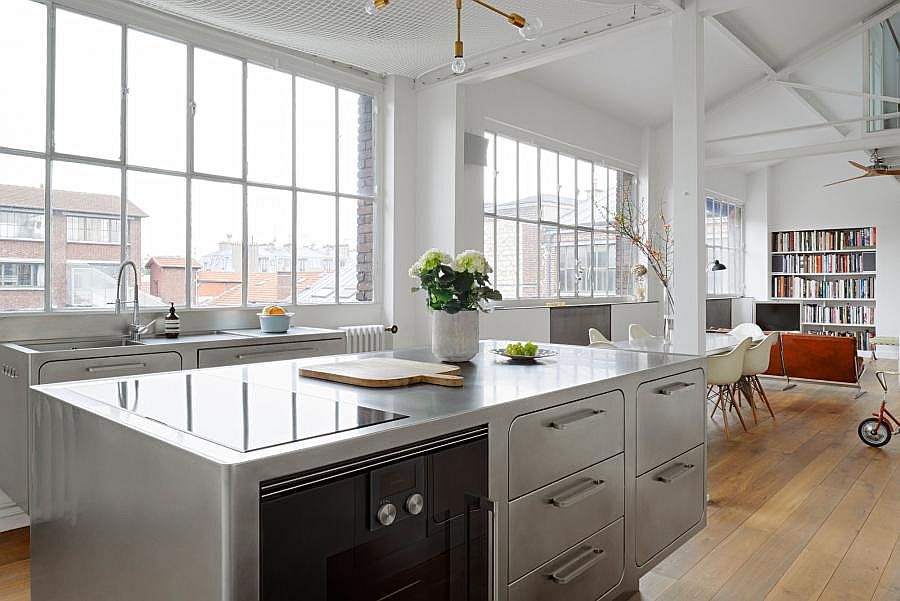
[
  {"left": 235, "top": 347, "right": 316, "bottom": 360},
  {"left": 549, "top": 478, "right": 606, "bottom": 508},
  {"left": 655, "top": 462, "right": 696, "bottom": 484},
  {"left": 549, "top": 547, "right": 607, "bottom": 585},
  {"left": 656, "top": 381, "right": 696, "bottom": 396},
  {"left": 548, "top": 409, "right": 603, "bottom": 430},
  {"left": 86, "top": 362, "right": 147, "bottom": 373}
]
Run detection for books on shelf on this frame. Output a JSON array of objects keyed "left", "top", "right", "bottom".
[
  {"left": 772, "top": 275, "right": 875, "bottom": 300},
  {"left": 801, "top": 303, "right": 875, "bottom": 326},
  {"left": 771, "top": 252, "right": 875, "bottom": 274},
  {"left": 805, "top": 329, "right": 875, "bottom": 351},
  {"left": 772, "top": 227, "right": 876, "bottom": 252}
]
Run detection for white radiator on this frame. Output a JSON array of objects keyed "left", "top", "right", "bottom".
[{"left": 339, "top": 324, "right": 389, "bottom": 353}]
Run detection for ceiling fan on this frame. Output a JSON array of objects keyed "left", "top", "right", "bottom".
[{"left": 824, "top": 149, "right": 900, "bottom": 187}]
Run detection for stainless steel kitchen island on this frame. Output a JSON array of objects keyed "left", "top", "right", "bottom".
[{"left": 29, "top": 341, "right": 707, "bottom": 601}]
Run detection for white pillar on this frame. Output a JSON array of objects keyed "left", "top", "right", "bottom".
[{"left": 671, "top": 0, "right": 706, "bottom": 354}]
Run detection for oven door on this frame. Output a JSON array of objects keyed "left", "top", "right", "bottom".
[{"left": 260, "top": 431, "right": 490, "bottom": 601}]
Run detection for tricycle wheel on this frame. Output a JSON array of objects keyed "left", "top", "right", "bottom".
[{"left": 858, "top": 418, "right": 892, "bottom": 447}]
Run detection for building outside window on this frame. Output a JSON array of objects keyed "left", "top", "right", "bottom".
[
  {"left": 482, "top": 132, "right": 636, "bottom": 301},
  {"left": 705, "top": 195, "right": 745, "bottom": 296},
  {"left": 0, "top": 0, "right": 377, "bottom": 312},
  {"left": 0, "top": 263, "right": 43, "bottom": 288}
]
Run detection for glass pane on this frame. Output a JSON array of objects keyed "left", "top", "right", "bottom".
[
  {"left": 339, "top": 90, "right": 375, "bottom": 196},
  {"left": 0, "top": 155, "right": 45, "bottom": 311},
  {"left": 607, "top": 169, "right": 620, "bottom": 219},
  {"left": 127, "top": 29, "right": 186, "bottom": 171},
  {"left": 518, "top": 143, "right": 538, "bottom": 221},
  {"left": 577, "top": 230, "right": 592, "bottom": 295},
  {"left": 559, "top": 155, "right": 576, "bottom": 226},
  {"left": 54, "top": 10, "right": 121, "bottom": 159},
  {"left": 51, "top": 161, "right": 121, "bottom": 309},
  {"left": 297, "top": 193, "right": 336, "bottom": 304},
  {"left": 559, "top": 228, "right": 576, "bottom": 297},
  {"left": 247, "top": 64, "right": 292, "bottom": 185},
  {"left": 483, "top": 134, "right": 494, "bottom": 214},
  {"left": 495, "top": 136, "right": 516, "bottom": 218},
  {"left": 495, "top": 219, "right": 516, "bottom": 299},
  {"left": 483, "top": 216, "right": 495, "bottom": 275},
  {"left": 192, "top": 180, "right": 242, "bottom": 306},
  {"left": 247, "top": 187, "right": 292, "bottom": 306},
  {"left": 540, "top": 149, "right": 558, "bottom": 223},
  {"left": 539, "top": 224, "right": 558, "bottom": 298},
  {"left": 593, "top": 166, "right": 609, "bottom": 228},
  {"left": 518, "top": 222, "right": 538, "bottom": 298},
  {"left": 577, "top": 160, "right": 593, "bottom": 228},
  {"left": 126, "top": 171, "right": 186, "bottom": 307},
  {"left": 0, "top": 0, "right": 46, "bottom": 151},
  {"left": 296, "top": 78, "right": 335, "bottom": 192},
  {"left": 340, "top": 197, "right": 372, "bottom": 303},
  {"left": 193, "top": 48, "right": 242, "bottom": 177}
]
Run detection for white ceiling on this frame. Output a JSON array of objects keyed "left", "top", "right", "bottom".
[{"left": 126, "top": 0, "right": 666, "bottom": 77}]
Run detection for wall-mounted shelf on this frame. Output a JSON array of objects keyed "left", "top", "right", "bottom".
[{"left": 771, "top": 227, "right": 876, "bottom": 352}]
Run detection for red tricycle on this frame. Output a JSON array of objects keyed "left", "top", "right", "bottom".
[{"left": 858, "top": 370, "right": 900, "bottom": 447}]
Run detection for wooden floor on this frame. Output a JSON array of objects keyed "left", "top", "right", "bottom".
[{"left": 2, "top": 363, "right": 899, "bottom": 601}]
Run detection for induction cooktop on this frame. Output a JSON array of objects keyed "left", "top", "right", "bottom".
[{"left": 68, "top": 372, "right": 407, "bottom": 452}]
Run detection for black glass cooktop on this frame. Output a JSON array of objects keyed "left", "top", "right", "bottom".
[{"left": 69, "top": 372, "right": 407, "bottom": 452}]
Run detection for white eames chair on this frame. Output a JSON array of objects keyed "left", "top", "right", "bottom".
[
  {"left": 628, "top": 323, "right": 653, "bottom": 343},
  {"left": 739, "top": 332, "right": 779, "bottom": 424},
  {"left": 707, "top": 337, "right": 753, "bottom": 439}
]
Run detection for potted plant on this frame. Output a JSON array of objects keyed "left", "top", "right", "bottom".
[{"left": 410, "top": 249, "right": 502, "bottom": 362}]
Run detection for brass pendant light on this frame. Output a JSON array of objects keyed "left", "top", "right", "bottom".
[{"left": 364, "top": 0, "right": 543, "bottom": 74}]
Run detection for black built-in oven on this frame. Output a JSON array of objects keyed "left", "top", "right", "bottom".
[{"left": 260, "top": 427, "right": 492, "bottom": 600}]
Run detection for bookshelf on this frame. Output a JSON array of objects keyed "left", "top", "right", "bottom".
[{"left": 771, "top": 227, "right": 876, "bottom": 353}]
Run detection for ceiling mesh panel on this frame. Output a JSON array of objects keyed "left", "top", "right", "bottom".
[{"left": 124, "top": 0, "right": 641, "bottom": 77}]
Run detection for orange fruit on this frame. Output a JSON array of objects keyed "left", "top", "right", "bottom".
[{"left": 263, "top": 305, "right": 287, "bottom": 315}]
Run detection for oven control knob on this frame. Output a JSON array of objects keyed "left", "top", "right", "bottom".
[
  {"left": 405, "top": 493, "right": 424, "bottom": 515},
  {"left": 377, "top": 502, "right": 397, "bottom": 526}
]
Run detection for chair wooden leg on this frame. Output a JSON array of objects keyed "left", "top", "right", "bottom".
[
  {"left": 718, "top": 385, "right": 730, "bottom": 439},
  {"left": 753, "top": 376, "right": 775, "bottom": 420},
  {"left": 742, "top": 376, "right": 759, "bottom": 425},
  {"left": 729, "top": 384, "right": 748, "bottom": 432}
]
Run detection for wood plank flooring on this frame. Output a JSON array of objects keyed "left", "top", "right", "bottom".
[
  {"left": 630, "top": 360, "right": 900, "bottom": 601},
  {"left": 2, "top": 362, "right": 899, "bottom": 601}
]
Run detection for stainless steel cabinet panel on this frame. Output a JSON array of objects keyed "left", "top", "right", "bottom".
[
  {"left": 635, "top": 444, "right": 704, "bottom": 566},
  {"left": 636, "top": 369, "right": 705, "bottom": 475},
  {"left": 196, "top": 338, "right": 345, "bottom": 368},
  {"left": 508, "top": 518, "right": 624, "bottom": 601},
  {"left": 38, "top": 352, "right": 183, "bottom": 384},
  {"left": 509, "top": 391, "right": 624, "bottom": 499},
  {"left": 509, "top": 453, "right": 624, "bottom": 582}
]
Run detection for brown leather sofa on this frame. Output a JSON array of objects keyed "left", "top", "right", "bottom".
[{"left": 764, "top": 332, "right": 864, "bottom": 395}]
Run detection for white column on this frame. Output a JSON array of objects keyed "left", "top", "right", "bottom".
[{"left": 671, "top": 0, "right": 706, "bottom": 354}]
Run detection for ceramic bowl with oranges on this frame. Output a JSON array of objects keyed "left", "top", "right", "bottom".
[{"left": 257, "top": 305, "right": 294, "bottom": 333}]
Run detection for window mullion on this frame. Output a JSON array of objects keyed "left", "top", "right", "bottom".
[
  {"left": 43, "top": 5, "right": 55, "bottom": 312},
  {"left": 185, "top": 43, "right": 194, "bottom": 308},
  {"left": 120, "top": 23, "right": 128, "bottom": 271},
  {"left": 291, "top": 75, "right": 298, "bottom": 306},
  {"left": 333, "top": 86, "right": 340, "bottom": 305},
  {"left": 241, "top": 60, "right": 249, "bottom": 307}
]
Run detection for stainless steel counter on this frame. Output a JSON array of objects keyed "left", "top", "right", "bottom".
[{"left": 30, "top": 342, "right": 708, "bottom": 601}]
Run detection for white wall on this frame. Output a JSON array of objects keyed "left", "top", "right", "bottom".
[{"left": 763, "top": 151, "right": 900, "bottom": 338}]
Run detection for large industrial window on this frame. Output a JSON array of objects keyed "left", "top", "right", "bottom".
[
  {"left": 705, "top": 195, "right": 745, "bottom": 296},
  {"left": 0, "top": 0, "right": 377, "bottom": 312},
  {"left": 482, "top": 132, "right": 636, "bottom": 300}
]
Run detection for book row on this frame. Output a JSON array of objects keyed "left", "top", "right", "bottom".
[
  {"left": 772, "top": 227, "right": 876, "bottom": 252},
  {"left": 772, "top": 276, "right": 875, "bottom": 299}
]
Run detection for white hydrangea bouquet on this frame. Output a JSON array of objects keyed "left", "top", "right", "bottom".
[
  {"left": 409, "top": 249, "right": 502, "bottom": 314},
  {"left": 409, "top": 249, "right": 502, "bottom": 362}
]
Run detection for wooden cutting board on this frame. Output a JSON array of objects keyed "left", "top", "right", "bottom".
[{"left": 299, "top": 358, "right": 464, "bottom": 388}]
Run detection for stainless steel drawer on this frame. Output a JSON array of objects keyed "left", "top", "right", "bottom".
[
  {"left": 197, "top": 338, "right": 345, "bottom": 368},
  {"left": 38, "top": 351, "right": 183, "bottom": 384},
  {"left": 636, "top": 444, "right": 705, "bottom": 566},
  {"left": 509, "top": 453, "right": 624, "bottom": 582},
  {"left": 636, "top": 369, "right": 705, "bottom": 475},
  {"left": 509, "top": 391, "right": 624, "bottom": 499},
  {"left": 509, "top": 518, "right": 624, "bottom": 601}
]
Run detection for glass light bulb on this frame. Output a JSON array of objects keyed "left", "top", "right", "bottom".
[
  {"left": 364, "top": 0, "right": 377, "bottom": 15},
  {"left": 450, "top": 56, "right": 467, "bottom": 74},
  {"left": 519, "top": 17, "right": 543, "bottom": 41}
]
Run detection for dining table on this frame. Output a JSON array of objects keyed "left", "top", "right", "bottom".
[{"left": 612, "top": 332, "right": 764, "bottom": 356}]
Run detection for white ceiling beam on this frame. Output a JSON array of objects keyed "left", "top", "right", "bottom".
[
  {"left": 706, "top": 128, "right": 900, "bottom": 167},
  {"left": 775, "top": 0, "right": 900, "bottom": 77},
  {"left": 706, "top": 16, "right": 847, "bottom": 137},
  {"left": 697, "top": 0, "right": 761, "bottom": 17},
  {"left": 706, "top": 111, "right": 900, "bottom": 143},
  {"left": 772, "top": 80, "right": 900, "bottom": 104},
  {"left": 656, "top": 0, "right": 685, "bottom": 12}
]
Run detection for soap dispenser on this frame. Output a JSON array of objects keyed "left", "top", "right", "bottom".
[{"left": 164, "top": 302, "right": 180, "bottom": 338}]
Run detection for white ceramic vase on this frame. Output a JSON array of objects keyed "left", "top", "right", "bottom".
[{"left": 432, "top": 310, "right": 479, "bottom": 362}]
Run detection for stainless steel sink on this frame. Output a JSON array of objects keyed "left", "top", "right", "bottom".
[{"left": 19, "top": 338, "right": 145, "bottom": 352}]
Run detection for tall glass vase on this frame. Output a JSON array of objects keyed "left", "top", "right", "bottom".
[{"left": 663, "top": 286, "right": 675, "bottom": 345}]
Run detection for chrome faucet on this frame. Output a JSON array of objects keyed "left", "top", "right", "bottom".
[{"left": 115, "top": 260, "right": 155, "bottom": 341}]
